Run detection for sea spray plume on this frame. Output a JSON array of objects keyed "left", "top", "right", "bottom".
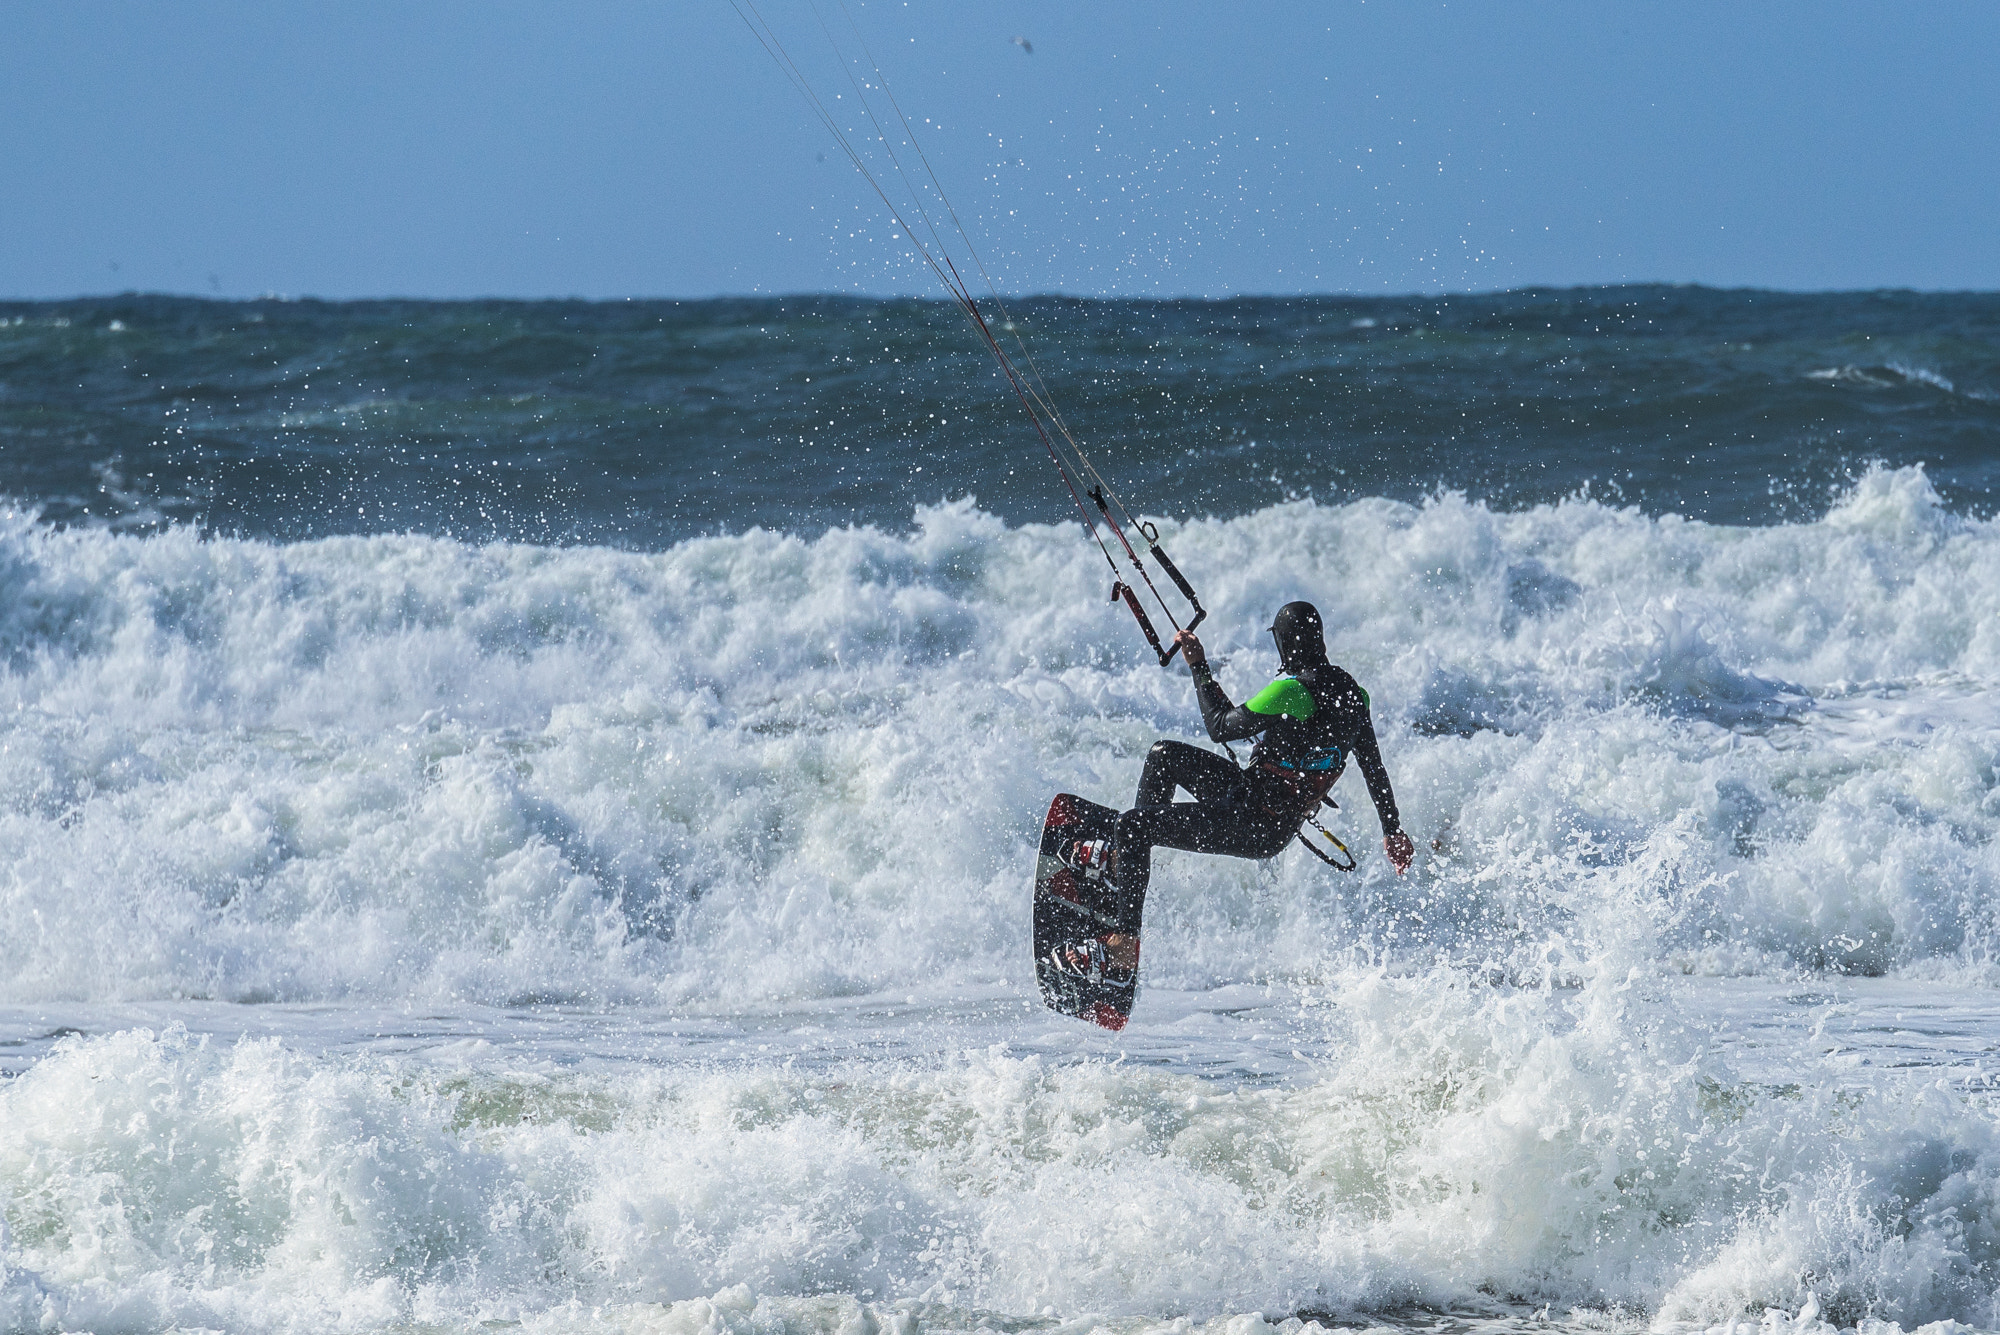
[
  {"left": 1291, "top": 963, "right": 2000, "bottom": 1324},
  {"left": 0, "top": 1026, "right": 554, "bottom": 1332},
  {"left": 727, "top": 0, "right": 1208, "bottom": 665},
  {"left": 0, "top": 1211, "right": 58, "bottom": 1334},
  {"left": 1655, "top": 1080, "right": 2000, "bottom": 1328},
  {"left": 1574, "top": 598, "right": 1809, "bottom": 727}
]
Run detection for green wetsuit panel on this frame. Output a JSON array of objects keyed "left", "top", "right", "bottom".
[{"left": 1246, "top": 676, "right": 1316, "bottom": 720}]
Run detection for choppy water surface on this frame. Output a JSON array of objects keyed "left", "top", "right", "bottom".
[
  {"left": 1, "top": 291, "right": 1999, "bottom": 1334},
  {"left": 2, "top": 289, "right": 1996, "bottom": 543}
]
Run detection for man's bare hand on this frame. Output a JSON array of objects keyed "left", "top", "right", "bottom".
[
  {"left": 1175, "top": 629, "right": 1206, "bottom": 669},
  {"left": 1384, "top": 830, "right": 1415, "bottom": 874}
]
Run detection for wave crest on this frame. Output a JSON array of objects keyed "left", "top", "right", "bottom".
[{"left": 0, "top": 468, "right": 1997, "bottom": 1004}]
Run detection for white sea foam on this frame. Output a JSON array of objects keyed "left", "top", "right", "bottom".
[
  {"left": 1804, "top": 365, "right": 1959, "bottom": 395},
  {"left": 2, "top": 463, "right": 1994, "bottom": 1005},
  {"left": 2, "top": 464, "right": 1999, "bottom": 1331},
  {"left": 3, "top": 972, "right": 1999, "bottom": 1334}
]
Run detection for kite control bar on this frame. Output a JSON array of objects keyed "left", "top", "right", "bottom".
[
  {"left": 1110, "top": 581, "right": 1167, "bottom": 663},
  {"left": 1109, "top": 563, "right": 1206, "bottom": 668},
  {"left": 1146, "top": 532, "right": 1207, "bottom": 642},
  {"left": 1090, "top": 489, "right": 1207, "bottom": 667}
]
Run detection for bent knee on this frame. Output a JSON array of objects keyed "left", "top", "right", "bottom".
[{"left": 1148, "top": 738, "right": 1209, "bottom": 768}]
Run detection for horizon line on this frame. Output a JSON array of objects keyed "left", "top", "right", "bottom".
[{"left": 7, "top": 280, "right": 2000, "bottom": 305}]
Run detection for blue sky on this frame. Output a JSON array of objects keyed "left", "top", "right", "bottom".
[{"left": 4, "top": 0, "right": 1996, "bottom": 299}]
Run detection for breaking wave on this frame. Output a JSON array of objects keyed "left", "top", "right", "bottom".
[
  {"left": 3, "top": 463, "right": 1996, "bottom": 1005},
  {"left": 3, "top": 463, "right": 2000, "bottom": 1332}
]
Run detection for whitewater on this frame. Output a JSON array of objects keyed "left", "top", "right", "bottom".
[{"left": 3, "top": 463, "right": 2000, "bottom": 1334}]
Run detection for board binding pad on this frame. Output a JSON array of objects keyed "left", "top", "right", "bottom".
[{"left": 1033, "top": 793, "right": 1139, "bottom": 1030}]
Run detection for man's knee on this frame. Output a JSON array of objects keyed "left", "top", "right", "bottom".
[{"left": 1136, "top": 740, "right": 1186, "bottom": 806}]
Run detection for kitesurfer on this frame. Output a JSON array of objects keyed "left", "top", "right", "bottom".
[{"left": 1057, "top": 601, "right": 1415, "bottom": 977}]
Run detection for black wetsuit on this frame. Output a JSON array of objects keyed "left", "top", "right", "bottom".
[{"left": 1107, "top": 657, "right": 1403, "bottom": 926}]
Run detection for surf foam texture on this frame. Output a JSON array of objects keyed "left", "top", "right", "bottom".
[
  {"left": 3, "top": 463, "right": 1997, "bottom": 1005},
  {"left": 5, "top": 985, "right": 2000, "bottom": 1333},
  {"left": 4, "top": 465, "right": 2000, "bottom": 1331}
]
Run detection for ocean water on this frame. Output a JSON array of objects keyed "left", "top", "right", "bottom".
[{"left": 2, "top": 290, "right": 2000, "bottom": 1335}]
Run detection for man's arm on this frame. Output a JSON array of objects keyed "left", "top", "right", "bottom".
[
  {"left": 1349, "top": 717, "right": 1416, "bottom": 874},
  {"left": 1349, "top": 724, "right": 1401, "bottom": 837},
  {"left": 1177, "top": 631, "right": 1271, "bottom": 744}
]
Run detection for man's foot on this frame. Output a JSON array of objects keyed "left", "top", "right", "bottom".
[
  {"left": 1049, "top": 933, "right": 1139, "bottom": 984},
  {"left": 1061, "top": 838, "right": 1116, "bottom": 883}
]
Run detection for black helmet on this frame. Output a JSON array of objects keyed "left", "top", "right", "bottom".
[{"left": 1269, "top": 601, "right": 1327, "bottom": 670}]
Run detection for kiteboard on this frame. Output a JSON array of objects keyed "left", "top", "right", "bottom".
[{"left": 1032, "top": 793, "right": 1141, "bottom": 1030}]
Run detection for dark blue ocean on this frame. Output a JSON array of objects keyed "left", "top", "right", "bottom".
[{"left": 3, "top": 287, "right": 1995, "bottom": 544}]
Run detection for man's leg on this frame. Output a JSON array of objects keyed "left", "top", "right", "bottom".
[
  {"left": 1057, "top": 801, "right": 1290, "bottom": 978},
  {"left": 1053, "top": 742, "right": 1270, "bottom": 977},
  {"left": 1135, "top": 740, "right": 1244, "bottom": 807},
  {"left": 1106, "top": 800, "right": 1290, "bottom": 928}
]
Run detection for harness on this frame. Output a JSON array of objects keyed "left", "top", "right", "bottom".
[{"left": 1251, "top": 757, "right": 1358, "bottom": 872}]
